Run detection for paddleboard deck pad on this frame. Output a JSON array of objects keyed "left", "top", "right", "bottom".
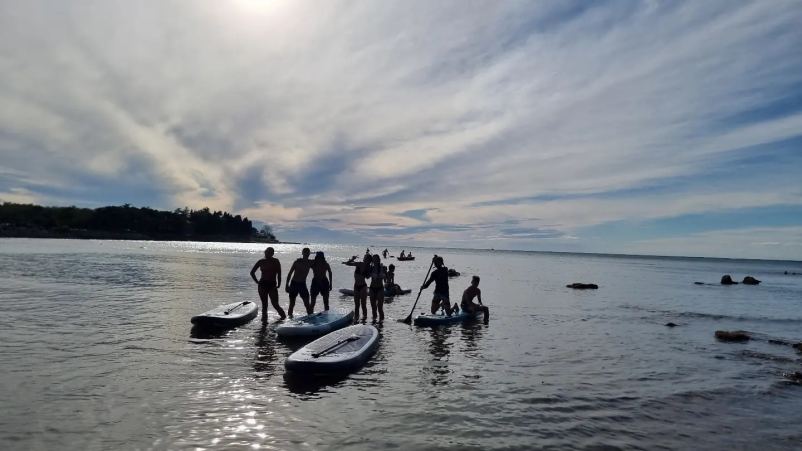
[
  {"left": 191, "top": 301, "right": 258, "bottom": 328},
  {"left": 413, "top": 310, "right": 483, "bottom": 326},
  {"left": 285, "top": 324, "right": 379, "bottom": 375},
  {"left": 276, "top": 310, "right": 354, "bottom": 337}
]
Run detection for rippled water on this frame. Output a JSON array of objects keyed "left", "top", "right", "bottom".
[{"left": 1, "top": 239, "right": 802, "bottom": 451}]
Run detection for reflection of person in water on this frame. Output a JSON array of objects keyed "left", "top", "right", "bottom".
[
  {"left": 253, "top": 323, "right": 278, "bottom": 379},
  {"left": 425, "top": 326, "right": 453, "bottom": 387}
]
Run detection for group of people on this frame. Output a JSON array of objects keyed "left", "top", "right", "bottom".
[
  {"left": 380, "top": 248, "right": 412, "bottom": 259},
  {"left": 250, "top": 247, "right": 489, "bottom": 323}
]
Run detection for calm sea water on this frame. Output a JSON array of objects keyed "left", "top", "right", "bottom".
[{"left": 1, "top": 239, "right": 801, "bottom": 451}]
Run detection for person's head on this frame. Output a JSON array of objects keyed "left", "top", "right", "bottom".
[
  {"left": 471, "top": 275, "right": 480, "bottom": 287},
  {"left": 388, "top": 264, "right": 395, "bottom": 273},
  {"left": 362, "top": 254, "right": 371, "bottom": 264},
  {"left": 264, "top": 247, "right": 274, "bottom": 258},
  {"left": 302, "top": 247, "right": 310, "bottom": 258},
  {"left": 372, "top": 254, "right": 381, "bottom": 265},
  {"left": 315, "top": 251, "right": 325, "bottom": 261},
  {"left": 434, "top": 256, "right": 444, "bottom": 268}
]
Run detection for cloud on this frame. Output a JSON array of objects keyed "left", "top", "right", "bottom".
[{"left": 1, "top": 0, "right": 801, "bottom": 258}]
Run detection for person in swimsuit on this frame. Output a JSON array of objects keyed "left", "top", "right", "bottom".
[
  {"left": 249, "top": 247, "right": 286, "bottom": 322},
  {"left": 384, "top": 264, "right": 403, "bottom": 295},
  {"left": 382, "top": 249, "right": 388, "bottom": 258},
  {"left": 368, "top": 254, "right": 386, "bottom": 321},
  {"left": 461, "top": 276, "right": 489, "bottom": 322},
  {"left": 399, "top": 250, "right": 406, "bottom": 258},
  {"left": 344, "top": 254, "right": 371, "bottom": 321},
  {"left": 285, "top": 248, "right": 313, "bottom": 317},
  {"left": 422, "top": 256, "right": 458, "bottom": 316},
  {"left": 310, "top": 251, "right": 332, "bottom": 311}
]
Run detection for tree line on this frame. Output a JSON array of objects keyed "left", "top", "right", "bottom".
[{"left": 0, "top": 202, "right": 271, "bottom": 239}]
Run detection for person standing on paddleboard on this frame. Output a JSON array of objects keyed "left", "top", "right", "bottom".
[
  {"left": 368, "top": 254, "right": 387, "bottom": 321},
  {"left": 310, "top": 251, "right": 333, "bottom": 312},
  {"left": 422, "top": 256, "right": 458, "bottom": 316},
  {"left": 249, "top": 247, "right": 287, "bottom": 322},
  {"left": 286, "top": 248, "right": 313, "bottom": 317},
  {"left": 343, "top": 254, "right": 371, "bottom": 321}
]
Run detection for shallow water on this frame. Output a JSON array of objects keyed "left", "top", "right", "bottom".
[{"left": 1, "top": 239, "right": 801, "bottom": 451}]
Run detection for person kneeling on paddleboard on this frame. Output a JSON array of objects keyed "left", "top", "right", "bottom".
[
  {"left": 310, "top": 251, "right": 332, "bottom": 312},
  {"left": 421, "top": 256, "right": 459, "bottom": 316},
  {"left": 462, "top": 276, "right": 489, "bottom": 322}
]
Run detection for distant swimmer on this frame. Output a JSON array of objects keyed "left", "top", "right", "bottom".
[
  {"left": 286, "top": 248, "right": 313, "bottom": 317},
  {"left": 461, "top": 276, "right": 489, "bottom": 322},
  {"left": 422, "top": 256, "right": 458, "bottom": 316},
  {"left": 249, "top": 247, "right": 286, "bottom": 322},
  {"left": 383, "top": 249, "right": 389, "bottom": 258},
  {"left": 344, "top": 254, "right": 371, "bottom": 321},
  {"left": 310, "top": 251, "right": 333, "bottom": 311},
  {"left": 368, "top": 254, "right": 387, "bottom": 321}
]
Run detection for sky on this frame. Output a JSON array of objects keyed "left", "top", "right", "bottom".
[{"left": 1, "top": 0, "right": 801, "bottom": 260}]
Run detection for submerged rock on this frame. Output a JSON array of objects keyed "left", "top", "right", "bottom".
[
  {"left": 715, "top": 330, "right": 750, "bottom": 342},
  {"left": 447, "top": 269, "right": 460, "bottom": 278},
  {"left": 784, "top": 372, "right": 802, "bottom": 383},
  {"left": 720, "top": 275, "right": 738, "bottom": 285},
  {"left": 567, "top": 283, "right": 599, "bottom": 289},
  {"left": 742, "top": 276, "right": 761, "bottom": 285},
  {"left": 665, "top": 322, "right": 678, "bottom": 327},
  {"left": 694, "top": 282, "right": 705, "bottom": 285},
  {"left": 793, "top": 343, "right": 802, "bottom": 351}
]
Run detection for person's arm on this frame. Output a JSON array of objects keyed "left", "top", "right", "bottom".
[
  {"left": 343, "top": 256, "right": 358, "bottom": 266},
  {"left": 285, "top": 262, "right": 295, "bottom": 291},
  {"left": 477, "top": 289, "right": 483, "bottom": 305},
  {"left": 327, "top": 263, "right": 333, "bottom": 290},
  {"left": 422, "top": 270, "right": 436, "bottom": 289},
  {"left": 276, "top": 260, "right": 282, "bottom": 289},
  {"left": 250, "top": 261, "right": 260, "bottom": 284}
]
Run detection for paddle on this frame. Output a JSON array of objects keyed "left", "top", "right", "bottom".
[
  {"left": 224, "top": 301, "right": 250, "bottom": 315},
  {"left": 400, "top": 255, "right": 436, "bottom": 324},
  {"left": 312, "top": 335, "right": 360, "bottom": 358}
]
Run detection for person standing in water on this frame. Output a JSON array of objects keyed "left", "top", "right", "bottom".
[
  {"left": 285, "top": 248, "right": 313, "bottom": 317},
  {"left": 461, "top": 276, "right": 489, "bottom": 322},
  {"left": 421, "top": 256, "right": 458, "bottom": 316},
  {"left": 344, "top": 254, "right": 371, "bottom": 321},
  {"left": 368, "top": 254, "right": 386, "bottom": 321},
  {"left": 382, "top": 249, "right": 388, "bottom": 258},
  {"left": 249, "top": 247, "right": 286, "bottom": 322},
  {"left": 310, "top": 251, "right": 333, "bottom": 311}
]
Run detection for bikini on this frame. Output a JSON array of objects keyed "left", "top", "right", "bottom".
[{"left": 354, "top": 265, "right": 368, "bottom": 292}]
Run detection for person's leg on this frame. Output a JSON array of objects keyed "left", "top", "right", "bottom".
[
  {"left": 258, "top": 284, "right": 269, "bottom": 322},
  {"left": 369, "top": 287, "right": 378, "bottom": 319},
  {"left": 359, "top": 287, "right": 368, "bottom": 318},
  {"left": 322, "top": 280, "right": 330, "bottom": 311},
  {"left": 430, "top": 295, "right": 439, "bottom": 314},
  {"left": 310, "top": 280, "right": 319, "bottom": 311},
  {"left": 288, "top": 282, "right": 297, "bottom": 317},
  {"left": 269, "top": 287, "right": 286, "bottom": 319},
  {"left": 353, "top": 284, "right": 361, "bottom": 321},
  {"left": 300, "top": 284, "right": 312, "bottom": 314},
  {"left": 377, "top": 290, "right": 384, "bottom": 321}
]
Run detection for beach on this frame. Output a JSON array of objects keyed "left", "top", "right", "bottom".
[{"left": 1, "top": 238, "right": 801, "bottom": 451}]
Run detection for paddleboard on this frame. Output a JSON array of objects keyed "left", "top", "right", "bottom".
[
  {"left": 285, "top": 324, "right": 379, "bottom": 375},
  {"left": 276, "top": 309, "right": 354, "bottom": 337},
  {"left": 191, "top": 301, "right": 258, "bottom": 328},
  {"left": 385, "top": 288, "right": 412, "bottom": 297},
  {"left": 413, "top": 310, "right": 483, "bottom": 326}
]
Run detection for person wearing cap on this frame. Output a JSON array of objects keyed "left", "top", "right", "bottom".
[
  {"left": 310, "top": 251, "right": 333, "bottom": 311},
  {"left": 421, "top": 256, "right": 458, "bottom": 316}
]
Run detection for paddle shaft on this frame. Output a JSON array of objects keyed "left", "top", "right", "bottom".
[
  {"left": 224, "top": 301, "right": 249, "bottom": 315},
  {"left": 402, "top": 255, "right": 436, "bottom": 324},
  {"left": 312, "top": 335, "right": 359, "bottom": 358}
]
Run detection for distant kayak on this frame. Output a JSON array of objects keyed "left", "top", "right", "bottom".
[
  {"left": 191, "top": 301, "right": 258, "bottom": 328},
  {"left": 413, "top": 310, "right": 483, "bottom": 326},
  {"left": 285, "top": 324, "right": 379, "bottom": 375},
  {"left": 397, "top": 256, "right": 415, "bottom": 261},
  {"left": 276, "top": 310, "right": 354, "bottom": 337}
]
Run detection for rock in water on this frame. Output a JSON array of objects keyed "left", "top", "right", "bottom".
[
  {"left": 665, "top": 322, "right": 678, "bottom": 327},
  {"left": 715, "top": 330, "right": 750, "bottom": 342},
  {"left": 720, "top": 275, "right": 738, "bottom": 285},
  {"left": 566, "top": 283, "right": 599, "bottom": 289},
  {"left": 742, "top": 276, "right": 761, "bottom": 285},
  {"left": 793, "top": 343, "right": 802, "bottom": 351},
  {"left": 694, "top": 282, "right": 705, "bottom": 285}
]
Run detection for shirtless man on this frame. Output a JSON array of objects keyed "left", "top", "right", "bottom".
[
  {"left": 285, "top": 248, "right": 313, "bottom": 317},
  {"left": 249, "top": 247, "right": 286, "bottom": 322},
  {"left": 310, "top": 251, "right": 333, "bottom": 311},
  {"left": 462, "top": 276, "right": 489, "bottom": 322},
  {"left": 421, "top": 256, "right": 458, "bottom": 316}
]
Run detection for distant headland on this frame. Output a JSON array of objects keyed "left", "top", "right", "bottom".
[{"left": 0, "top": 202, "right": 293, "bottom": 244}]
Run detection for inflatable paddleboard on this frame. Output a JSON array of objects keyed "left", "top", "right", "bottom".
[
  {"left": 191, "top": 301, "right": 258, "bottom": 328},
  {"left": 413, "top": 310, "right": 483, "bottom": 326},
  {"left": 276, "top": 309, "right": 354, "bottom": 337},
  {"left": 285, "top": 324, "right": 379, "bottom": 375}
]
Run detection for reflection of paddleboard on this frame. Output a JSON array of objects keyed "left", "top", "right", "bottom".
[
  {"left": 339, "top": 288, "right": 355, "bottom": 296},
  {"left": 191, "top": 301, "right": 258, "bottom": 328},
  {"left": 285, "top": 325, "right": 379, "bottom": 375},
  {"left": 413, "top": 310, "right": 483, "bottom": 326},
  {"left": 276, "top": 310, "right": 354, "bottom": 337}
]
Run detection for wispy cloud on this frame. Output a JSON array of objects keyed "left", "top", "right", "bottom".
[{"left": 1, "top": 0, "right": 801, "bottom": 258}]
